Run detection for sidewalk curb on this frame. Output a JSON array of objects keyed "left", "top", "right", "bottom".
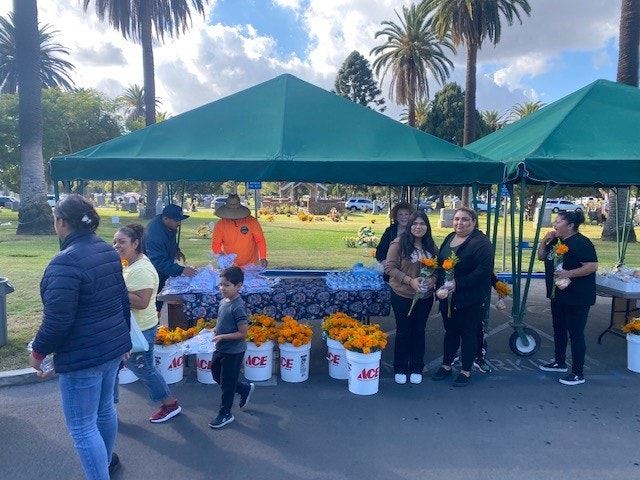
[{"left": 0, "top": 367, "right": 56, "bottom": 388}]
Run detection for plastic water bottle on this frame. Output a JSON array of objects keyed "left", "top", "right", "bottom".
[{"left": 27, "top": 339, "right": 55, "bottom": 374}]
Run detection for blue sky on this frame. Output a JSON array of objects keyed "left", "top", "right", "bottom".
[
  {"left": 211, "top": 0, "right": 311, "bottom": 58},
  {"left": 0, "top": 0, "right": 625, "bottom": 120}
]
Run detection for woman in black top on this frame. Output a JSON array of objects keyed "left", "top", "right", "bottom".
[
  {"left": 536, "top": 211, "right": 597, "bottom": 386},
  {"left": 376, "top": 202, "right": 415, "bottom": 281},
  {"left": 432, "top": 207, "right": 494, "bottom": 387}
]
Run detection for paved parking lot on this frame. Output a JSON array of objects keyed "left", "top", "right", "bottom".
[{"left": 1, "top": 281, "right": 639, "bottom": 479}]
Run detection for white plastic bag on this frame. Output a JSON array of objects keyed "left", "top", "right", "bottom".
[{"left": 129, "top": 313, "right": 149, "bottom": 353}]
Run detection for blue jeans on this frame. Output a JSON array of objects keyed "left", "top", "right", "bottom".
[
  {"left": 120, "top": 325, "right": 171, "bottom": 403},
  {"left": 58, "top": 357, "right": 121, "bottom": 480}
]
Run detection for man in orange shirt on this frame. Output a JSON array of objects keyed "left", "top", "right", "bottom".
[{"left": 211, "top": 194, "right": 268, "bottom": 268}]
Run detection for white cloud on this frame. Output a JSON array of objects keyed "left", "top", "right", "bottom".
[{"left": 0, "top": 0, "right": 625, "bottom": 121}]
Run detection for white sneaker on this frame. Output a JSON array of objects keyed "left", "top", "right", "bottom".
[
  {"left": 409, "top": 373, "right": 423, "bottom": 384},
  {"left": 394, "top": 373, "right": 407, "bottom": 384}
]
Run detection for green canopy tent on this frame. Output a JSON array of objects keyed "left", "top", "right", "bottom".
[
  {"left": 50, "top": 74, "right": 505, "bottom": 186},
  {"left": 467, "top": 79, "right": 640, "bottom": 356}
]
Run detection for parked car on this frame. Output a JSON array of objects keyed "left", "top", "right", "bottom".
[
  {"left": 0, "top": 195, "right": 18, "bottom": 207},
  {"left": 345, "top": 197, "right": 381, "bottom": 212},
  {"left": 543, "top": 199, "right": 583, "bottom": 213},
  {"left": 46, "top": 194, "right": 56, "bottom": 207}
]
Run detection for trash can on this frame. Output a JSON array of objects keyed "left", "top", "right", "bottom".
[{"left": 0, "top": 278, "right": 15, "bottom": 347}]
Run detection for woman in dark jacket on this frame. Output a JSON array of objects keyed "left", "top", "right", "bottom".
[
  {"left": 432, "top": 207, "right": 494, "bottom": 387},
  {"left": 28, "top": 194, "right": 131, "bottom": 480},
  {"left": 376, "top": 202, "right": 415, "bottom": 282}
]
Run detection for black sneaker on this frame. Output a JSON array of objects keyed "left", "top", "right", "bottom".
[
  {"left": 239, "top": 383, "right": 255, "bottom": 408},
  {"left": 453, "top": 373, "right": 471, "bottom": 387},
  {"left": 538, "top": 361, "right": 568, "bottom": 373},
  {"left": 473, "top": 357, "right": 493, "bottom": 374},
  {"left": 209, "top": 413, "right": 234, "bottom": 429},
  {"left": 108, "top": 453, "right": 120, "bottom": 475},
  {"left": 432, "top": 366, "right": 453, "bottom": 381},
  {"left": 559, "top": 373, "right": 585, "bottom": 386}
]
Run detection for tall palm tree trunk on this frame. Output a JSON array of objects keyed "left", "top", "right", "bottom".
[
  {"left": 141, "top": 0, "right": 158, "bottom": 218},
  {"left": 14, "top": 0, "right": 53, "bottom": 235},
  {"left": 602, "top": 0, "right": 639, "bottom": 243},
  {"left": 460, "top": 43, "right": 478, "bottom": 207}
]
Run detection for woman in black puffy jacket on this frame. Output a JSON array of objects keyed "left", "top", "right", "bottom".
[{"left": 29, "top": 194, "right": 131, "bottom": 480}]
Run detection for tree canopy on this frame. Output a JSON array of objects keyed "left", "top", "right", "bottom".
[{"left": 333, "top": 50, "right": 386, "bottom": 112}]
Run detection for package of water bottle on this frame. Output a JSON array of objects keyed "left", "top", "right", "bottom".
[{"left": 27, "top": 339, "right": 54, "bottom": 374}]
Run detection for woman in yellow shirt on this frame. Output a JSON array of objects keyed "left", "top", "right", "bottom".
[{"left": 113, "top": 223, "right": 181, "bottom": 423}]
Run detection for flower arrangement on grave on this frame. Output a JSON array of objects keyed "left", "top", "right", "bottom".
[
  {"left": 321, "top": 312, "right": 360, "bottom": 341},
  {"left": 337, "top": 323, "right": 387, "bottom": 354},
  {"left": 407, "top": 257, "right": 439, "bottom": 316},
  {"left": 550, "top": 240, "right": 570, "bottom": 298},
  {"left": 622, "top": 318, "right": 640, "bottom": 336},
  {"left": 246, "top": 313, "right": 278, "bottom": 346},
  {"left": 277, "top": 316, "right": 313, "bottom": 347},
  {"left": 436, "top": 252, "right": 459, "bottom": 317}
]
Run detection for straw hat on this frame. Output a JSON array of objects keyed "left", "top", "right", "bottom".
[{"left": 215, "top": 194, "right": 251, "bottom": 219}]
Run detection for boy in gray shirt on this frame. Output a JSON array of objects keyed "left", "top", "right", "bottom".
[{"left": 209, "top": 266, "right": 255, "bottom": 428}]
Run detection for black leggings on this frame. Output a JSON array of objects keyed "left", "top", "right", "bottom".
[
  {"left": 550, "top": 302, "right": 590, "bottom": 376},
  {"left": 441, "top": 302, "right": 483, "bottom": 372}
]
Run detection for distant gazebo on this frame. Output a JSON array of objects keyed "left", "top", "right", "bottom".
[{"left": 279, "top": 182, "right": 327, "bottom": 200}]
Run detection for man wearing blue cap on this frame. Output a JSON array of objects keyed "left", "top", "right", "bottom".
[{"left": 145, "top": 204, "right": 197, "bottom": 311}]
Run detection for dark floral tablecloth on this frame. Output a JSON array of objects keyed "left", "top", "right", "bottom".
[{"left": 181, "top": 278, "right": 391, "bottom": 322}]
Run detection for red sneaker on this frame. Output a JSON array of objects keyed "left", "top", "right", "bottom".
[{"left": 149, "top": 401, "right": 182, "bottom": 423}]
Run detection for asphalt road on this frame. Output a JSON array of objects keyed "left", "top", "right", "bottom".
[{"left": 2, "top": 282, "right": 639, "bottom": 480}]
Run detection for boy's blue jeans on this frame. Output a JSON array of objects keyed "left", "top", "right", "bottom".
[{"left": 58, "top": 357, "right": 121, "bottom": 480}]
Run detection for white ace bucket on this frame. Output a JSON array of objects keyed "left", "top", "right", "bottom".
[
  {"left": 627, "top": 334, "right": 640, "bottom": 373},
  {"left": 326, "top": 338, "right": 349, "bottom": 380},
  {"left": 118, "top": 364, "right": 138, "bottom": 384},
  {"left": 196, "top": 352, "right": 216, "bottom": 384},
  {"left": 153, "top": 344, "right": 184, "bottom": 384},
  {"left": 279, "top": 342, "right": 311, "bottom": 383},
  {"left": 244, "top": 341, "right": 274, "bottom": 381},
  {"left": 346, "top": 350, "right": 382, "bottom": 395}
]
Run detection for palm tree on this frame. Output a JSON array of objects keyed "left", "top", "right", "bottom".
[
  {"left": 82, "top": 0, "right": 208, "bottom": 217},
  {"left": 427, "top": 0, "right": 530, "bottom": 206},
  {"left": 400, "top": 99, "right": 431, "bottom": 128},
  {"left": 481, "top": 109, "right": 505, "bottom": 132},
  {"left": 371, "top": 3, "right": 454, "bottom": 128},
  {"left": 118, "top": 83, "right": 162, "bottom": 130},
  {"left": 0, "top": 13, "right": 75, "bottom": 94},
  {"left": 13, "top": 0, "right": 53, "bottom": 235},
  {"left": 426, "top": 0, "right": 531, "bottom": 145},
  {"left": 508, "top": 100, "right": 544, "bottom": 122},
  {"left": 602, "top": 0, "right": 639, "bottom": 246}
]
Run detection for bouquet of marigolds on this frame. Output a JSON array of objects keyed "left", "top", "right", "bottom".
[
  {"left": 408, "top": 257, "right": 439, "bottom": 316},
  {"left": 337, "top": 323, "right": 387, "bottom": 354},
  {"left": 247, "top": 313, "right": 278, "bottom": 346},
  {"left": 622, "top": 318, "right": 640, "bottom": 336},
  {"left": 277, "top": 316, "right": 313, "bottom": 347},
  {"left": 321, "top": 312, "right": 360, "bottom": 341},
  {"left": 155, "top": 325, "right": 199, "bottom": 346},
  {"left": 436, "top": 252, "right": 459, "bottom": 317},
  {"left": 550, "top": 239, "right": 570, "bottom": 298},
  {"left": 494, "top": 280, "right": 512, "bottom": 311}
]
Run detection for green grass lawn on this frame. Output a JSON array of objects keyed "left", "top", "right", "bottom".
[{"left": 0, "top": 205, "right": 637, "bottom": 370}]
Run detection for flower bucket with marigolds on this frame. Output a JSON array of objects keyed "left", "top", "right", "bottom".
[
  {"left": 408, "top": 257, "right": 439, "bottom": 316},
  {"left": 623, "top": 318, "right": 640, "bottom": 373},
  {"left": 549, "top": 239, "right": 570, "bottom": 298},
  {"left": 155, "top": 319, "right": 216, "bottom": 384},
  {"left": 494, "top": 280, "right": 512, "bottom": 311},
  {"left": 244, "top": 314, "right": 278, "bottom": 381},
  {"left": 277, "top": 316, "right": 313, "bottom": 383},
  {"left": 436, "top": 252, "right": 459, "bottom": 317},
  {"left": 321, "top": 312, "right": 360, "bottom": 380},
  {"left": 337, "top": 323, "right": 388, "bottom": 395}
]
